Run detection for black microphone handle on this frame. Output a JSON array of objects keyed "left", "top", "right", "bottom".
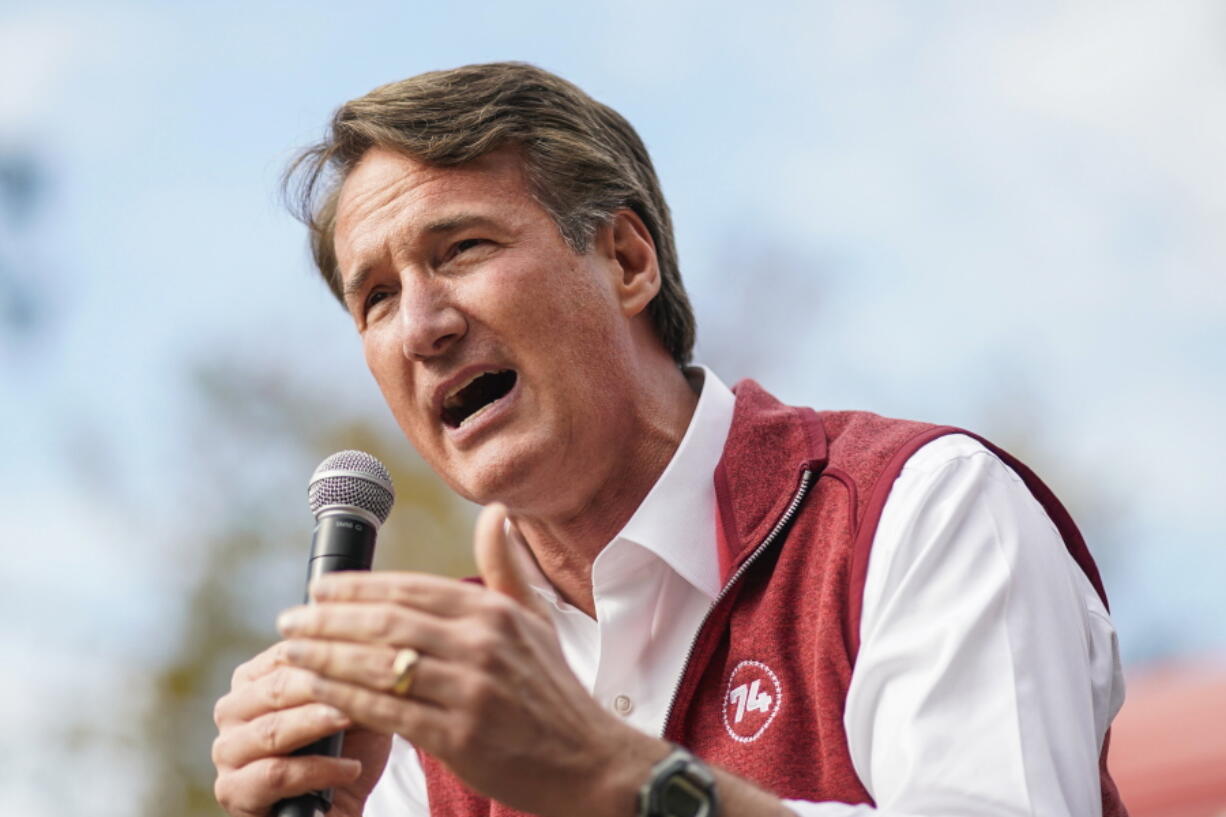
[{"left": 274, "top": 513, "right": 378, "bottom": 817}]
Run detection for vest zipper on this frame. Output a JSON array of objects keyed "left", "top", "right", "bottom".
[{"left": 660, "top": 468, "right": 815, "bottom": 734}]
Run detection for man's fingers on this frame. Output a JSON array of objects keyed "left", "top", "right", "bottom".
[
  {"left": 309, "top": 570, "right": 483, "bottom": 613},
  {"left": 215, "top": 665, "right": 321, "bottom": 726},
  {"left": 230, "top": 641, "right": 296, "bottom": 688},
  {"left": 474, "top": 503, "right": 550, "bottom": 620},
  {"left": 215, "top": 754, "right": 362, "bottom": 817},
  {"left": 277, "top": 601, "right": 458, "bottom": 658},
  {"left": 281, "top": 639, "right": 463, "bottom": 708},
  {"left": 307, "top": 674, "right": 451, "bottom": 753},
  {"left": 212, "top": 702, "right": 350, "bottom": 769}
]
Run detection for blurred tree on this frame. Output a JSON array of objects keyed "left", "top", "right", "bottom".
[
  {"left": 137, "top": 358, "right": 475, "bottom": 816},
  {"left": 0, "top": 148, "right": 44, "bottom": 338}
]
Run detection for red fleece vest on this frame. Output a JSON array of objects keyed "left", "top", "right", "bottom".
[{"left": 418, "top": 380, "right": 1129, "bottom": 816}]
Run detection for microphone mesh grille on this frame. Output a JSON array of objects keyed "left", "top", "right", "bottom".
[{"left": 308, "top": 450, "right": 395, "bottom": 524}]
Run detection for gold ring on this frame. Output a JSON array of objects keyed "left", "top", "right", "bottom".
[{"left": 390, "top": 648, "right": 421, "bottom": 697}]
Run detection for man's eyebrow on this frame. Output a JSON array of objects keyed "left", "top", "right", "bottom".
[
  {"left": 422, "top": 213, "right": 500, "bottom": 235},
  {"left": 340, "top": 213, "right": 503, "bottom": 304},
  {"left": 342, "top": 265, "right": 375, "bottom": 305}
]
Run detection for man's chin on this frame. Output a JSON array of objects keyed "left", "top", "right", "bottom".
[{"left": 441, "top": 434, "right": 547, "bottom": 507}]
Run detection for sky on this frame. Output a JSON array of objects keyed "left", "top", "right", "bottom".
[{"left": 1, "top": 2, "right": 1224, "bottom": 814}]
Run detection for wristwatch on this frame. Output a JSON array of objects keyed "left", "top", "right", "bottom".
[{"left": 637, "top": 746, "right": 720, "bottom": 817}]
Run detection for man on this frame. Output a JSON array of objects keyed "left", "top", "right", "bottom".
[{"left": 212, "top": 62, "right": 1129, "bottom": 817}]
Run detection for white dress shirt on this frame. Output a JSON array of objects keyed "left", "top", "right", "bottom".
[{"left": 365, "top": 368, "right": 1125, "bottom": 816}]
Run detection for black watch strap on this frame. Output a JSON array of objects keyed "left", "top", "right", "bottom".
[{"left": 636, "top": 746, "right": 719, "bottom": 817}]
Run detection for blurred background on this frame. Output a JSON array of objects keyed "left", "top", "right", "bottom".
[{"left": 1, "top": 1, "right": 1223, "bottom": 815}]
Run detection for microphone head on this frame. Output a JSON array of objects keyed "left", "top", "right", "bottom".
[{"left": 308, "top": 450, "right": 395, "bottom": 527}]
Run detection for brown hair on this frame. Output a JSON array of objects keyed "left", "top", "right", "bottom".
[{"left": 284, "top": 61, "right": 695, "bottom": 365}]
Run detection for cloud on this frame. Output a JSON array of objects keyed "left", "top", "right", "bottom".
[
  {"left": 995, "top": 0, "right": 1226, "bottom": 311},
  {"left": 0, "top": 12, "right": 85, "bottom": 129}
]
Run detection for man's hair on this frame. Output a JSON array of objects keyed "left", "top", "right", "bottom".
[{"left": 284, "top": 61, "right": 695, "bottom": 365}]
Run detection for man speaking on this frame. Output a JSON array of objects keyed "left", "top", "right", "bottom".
[{"left": 211, "top": 62, "right": 1129, "bottom": 816}]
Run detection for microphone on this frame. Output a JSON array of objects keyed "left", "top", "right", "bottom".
[{"left": 275, "top": 450, "right": 395, "bottom": 817}]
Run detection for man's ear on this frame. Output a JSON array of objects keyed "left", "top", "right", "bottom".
[{"left": 602, "top": 209, "right": 660, "bottom": 318}]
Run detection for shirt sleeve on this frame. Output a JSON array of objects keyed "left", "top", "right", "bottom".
[
  {"left": 781, "top": 434, "right": 1125, "bottom": 817},
  {"left": 363, "top": 734, "right": 430, "bottom": 816}
]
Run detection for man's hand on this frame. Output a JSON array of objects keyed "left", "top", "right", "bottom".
[
  {"left": 211, "top": 642, "right": 392, "bottom": 817},
  {"left": 274, "top": 503, "right": 669, "bottom": 817}
]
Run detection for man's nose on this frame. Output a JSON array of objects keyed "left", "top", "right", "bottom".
[{"left": 397, "top": 283, "right": 466, "bottom": 361}]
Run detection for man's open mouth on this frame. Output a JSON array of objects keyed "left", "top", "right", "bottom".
[{"left": 441, "top": 370, "right": 518, "bottom": 429}]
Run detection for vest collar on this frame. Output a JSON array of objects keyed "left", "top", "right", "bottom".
[{"left": 713, "top": 379, "right": 829, "bottom": 581}]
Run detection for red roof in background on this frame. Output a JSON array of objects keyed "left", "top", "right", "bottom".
[{"left": 1109, "top": 660, "right": 1226, "bottom": 817}]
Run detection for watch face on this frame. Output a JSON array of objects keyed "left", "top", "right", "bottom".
[{"left": 662, "top": 776, "right": 708, "bottom": 817}]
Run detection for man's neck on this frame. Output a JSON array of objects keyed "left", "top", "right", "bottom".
[{"left": 510, "top": 366, "right": 701, "bottom": 618}]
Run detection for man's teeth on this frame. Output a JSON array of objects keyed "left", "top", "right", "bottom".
[
  {"left": 440, "top": 369, "right": 517, "bottom": 429},
  {"left": 444, "top": 373, "right": 486, "bottom": 409},
  {"left": 458, "top": 400, "right": 498, "bottom": 428}
]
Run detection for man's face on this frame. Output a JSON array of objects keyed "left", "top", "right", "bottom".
[{"left": 333, "top": 147, "right": 640, "bottom": 511}]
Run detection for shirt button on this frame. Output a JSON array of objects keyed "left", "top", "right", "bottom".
[{"left": 612, "top": 694, "right": 634, "bottom": 716}]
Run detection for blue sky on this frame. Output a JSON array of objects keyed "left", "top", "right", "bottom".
[{"left": 1, "top": 2, "right": 1224, "bottom": 813}]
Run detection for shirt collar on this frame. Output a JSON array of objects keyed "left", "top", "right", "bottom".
[
  {"left": 609, "top": 365, "right": 734, "bottom": 599},
  {"left": 521, "top": 366, "right": 735, "bottom": 605}
]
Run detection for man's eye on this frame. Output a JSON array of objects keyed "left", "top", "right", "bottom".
[
  {"left": 452, "top": 238, "right": 485, "bottom": 256},
  {"left": 364, "top": 290, "right": 390, "bottom": 313}
]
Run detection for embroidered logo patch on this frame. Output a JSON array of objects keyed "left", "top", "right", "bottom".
[{"left": 722, "top": 659, "right": 782, "bottom": 743}]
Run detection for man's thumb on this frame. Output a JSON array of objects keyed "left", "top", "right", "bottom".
[{"left": 474, "top": 503, "right": 547, "bottom": 617}]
